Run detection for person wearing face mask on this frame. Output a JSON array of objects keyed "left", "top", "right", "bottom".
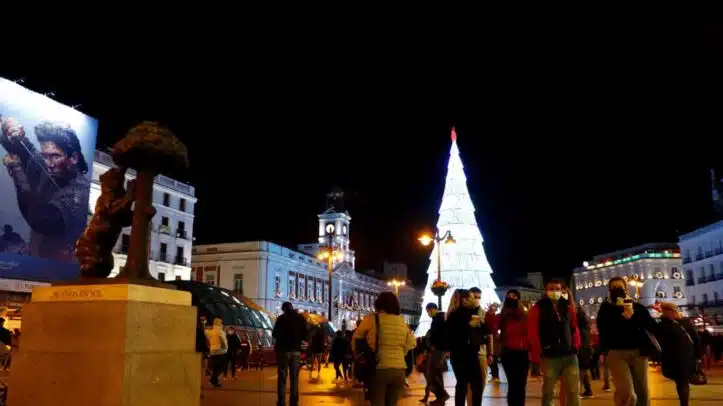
[
  {"left": 596, "top": 276, "right": 656, "bottom": 406},
  {"left": 528, "top": 280, "right": 581, "bottom": 406},
  {"left": 656, "top": 302, "right": 701, "bottom": 406},
  {"left": 498, "top": 289, "right": 530, "bottom": 406},
  {"left": 445, "top": 289, "right": 489, "bottom": 406}
]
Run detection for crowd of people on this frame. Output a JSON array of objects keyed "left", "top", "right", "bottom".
[
  {"left": 194, "top": 276, "right": 713, "bottom": 406},
  {"left": 413, "top": 277, "right": 706, "bottom": 406}
]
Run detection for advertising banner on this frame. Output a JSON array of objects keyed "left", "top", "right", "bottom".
[{"left": 0, "top": 78, "right": 97, "bottom": 281}]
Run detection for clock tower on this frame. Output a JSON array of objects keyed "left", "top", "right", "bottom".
[{"left": 317, "top": 189, "right": 354, "bottom": 267}]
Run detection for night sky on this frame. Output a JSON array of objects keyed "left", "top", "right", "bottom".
[{"left": 3, "top": 23, "right": 723, "bottom": 287}]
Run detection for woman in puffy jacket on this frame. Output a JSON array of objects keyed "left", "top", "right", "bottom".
[{"left": 498, "top": 289, "right": 530, "bottom": 406}]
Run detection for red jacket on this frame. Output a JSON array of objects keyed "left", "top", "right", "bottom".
[
  {"left": 485, "top": 311, "right": 500, "bottom": 335},
  {"left": 528, "top": 299, "right": 580, "bottom": 363},
  {"left": 499, "top": 308, "right": 530, "bottom": 351}
]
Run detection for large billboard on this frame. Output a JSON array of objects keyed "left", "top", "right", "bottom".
[{"left": 0, "top": 78, "right": 97, "bottom": 281}]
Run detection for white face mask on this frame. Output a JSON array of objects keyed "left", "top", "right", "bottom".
[
  {"left": 561, "top": 293, "right": 569, "bottom": 300},
  {"left": 547, "top": 291, "right": 562, "bottom": 301}
]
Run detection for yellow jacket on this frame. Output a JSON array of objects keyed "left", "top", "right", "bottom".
[{"left": 353, "top": 312, "right": 417, "bottom": 370}]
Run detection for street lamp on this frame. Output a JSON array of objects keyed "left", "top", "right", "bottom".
[
  {"left": 317, "top": 223, "right": 344, "bottom": 324},
  {"left": 419, "top": 229, "right": 456, "bottom": 307},
  {"left": 387, "top": 279, "right": 406, "bottom": 296},
  {"left": 629, "top": 275, "right": 644, "bottom": 302}
]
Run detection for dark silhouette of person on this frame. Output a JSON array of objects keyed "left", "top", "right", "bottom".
[{"left": 0, "top": 224, "right": 25, "bottom": 254}]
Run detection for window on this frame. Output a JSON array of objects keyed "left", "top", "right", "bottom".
[
  {"left": 234, "top": 274, "right": 244, "bottom": 295},
  {"left": 175, "top": 275, "right": 182, "bottom": 281},
  {"left": 175, "top": 246, "right": 185, "bottom": 265},
  {"left": 158, "top": 272, "right": 165, "bottom": 281},
  {"left": 160, "top": 217, "right": 170, "bottom": 234},
  {"left": 179, "top": 198, "right": 186, "bottom": 212},
  {"left": 274, "top": 274, "right": 281, "bottom": 294},
  {"left": 298, "top": 277, "right": 305, "bottom": 300},
  {"left": 204, "top": 272, "right": 216, "bottom": 286},
  {"left": 673, "top": 286, "right": 681, "bottom": 294},
  {"left": 308, "top": 278, "right": 314, "bottom": 300},
  {"left": 120, "top": 234, "right": 130, "bottom": 254},
  {"left": 316, "top": 279, "right": 322, "bottom": 302},
  {"left": 691, "top": 295, "right": 696, "bottom": 305},
  {"left": 710, "top": 264, "right": 717, "bottom": 282},
  {"left": 715, "top": 292, "right": 720, "bottom": 304},
  {"left": 288, "top": 273, "right": 295, "bottom": 297},
  {"left": 163, "top": 193, "right": 170, "bottom": 206},
  {"left": 160, "top": 243, "right": 168, "bottom": 262},
  {"left": 177, "top": 221, "right": 186, "bottom": 239},
  {"left": 703, "top": 293, "right": 709, "bottom": 305}
]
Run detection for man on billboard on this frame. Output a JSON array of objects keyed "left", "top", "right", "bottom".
[{"left": 0, "top": 117, "right": 90, "bottom": 262}]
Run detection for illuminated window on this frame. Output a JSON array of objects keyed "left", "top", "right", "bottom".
[{"left": 234, "top": 274, "right": 244, "bottom": 295}]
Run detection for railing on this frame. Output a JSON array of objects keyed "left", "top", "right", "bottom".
[
  {"left": 176, "top": 230, "right": 187, "bottom": 240},
  {"left": 174, "top": 256, "right": 188, "bottom": 266},
  {"left": 686, "top": 279, "right": 695, "bottom": 286},
  {"left": 94, "top": 150, "right": 194, "bottom": 196},
  {"left": 696, "top": 254, "right": 704, "bottom": 261},
  {"left": 159, "top": 225, "right": 172, "bottom": 235},
  {"left": 683, "top": 257, "right": 692, "bottom": 264}
]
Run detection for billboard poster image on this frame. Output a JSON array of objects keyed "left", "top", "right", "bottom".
[{"left": 0, "top": 78, "right": 97, "bottom": 281}]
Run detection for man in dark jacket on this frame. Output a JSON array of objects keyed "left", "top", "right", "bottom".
[
  {"left": 446, "top": 289, "right": 489, "bottom": 406},
  {"left": 422, "top": 302, "right": 450, "bottom": 404},
  {"left": 224, "top": 328, "right": 242, "bottom": 379},
  {"left": 272, "top": 302, "right": 308, "bottom": 406},
  {"left": 597, "top": 277, "right": 656, "bottom": 406},
  {"left": 528, "top": 280, "right": 581, "bottom": 406},
  {"left": 658, "top": 302, "right": 701, "bottom": 406}
]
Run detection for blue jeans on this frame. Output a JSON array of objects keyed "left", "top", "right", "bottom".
[
  {"left": 276, "top": 351, "right": 301, "bottom": 406},
  {"left": 541, "top": 355, "right": 580, "bottom": 406}
]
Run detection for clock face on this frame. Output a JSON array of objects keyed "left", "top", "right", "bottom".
[
  {"left": 325, "top": 223, "right": 335, "bottom": 234},
  {"left": 343, "top": 225, "right": 347, "bottom": 235}
]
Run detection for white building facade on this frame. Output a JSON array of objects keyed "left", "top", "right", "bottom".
[
  {"left": 572, "top": 243, "right": 685, "bottom": 318},
  {"left": 191, "top": 207, "right": 388, "bottom": 329},
  {"left": 679, "top": 221, "right": 723, "bottom": 313},
  {"left": 90, "top": 150, "right": 196, "bottom": 281}
]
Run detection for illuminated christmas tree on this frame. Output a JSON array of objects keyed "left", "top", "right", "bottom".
[{"left": 415, "top": 128, "right": 500, "bottom": 337}]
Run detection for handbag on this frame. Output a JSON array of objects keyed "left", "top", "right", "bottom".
[
  {"left": 354, "top": 313, "right": 381, "bottom": 378},
  {"left": 690, "top": 363, "right": 707, "bottom": 385},
  {"left": 672, "top": 321, "right": 707, "bottom": 385}
]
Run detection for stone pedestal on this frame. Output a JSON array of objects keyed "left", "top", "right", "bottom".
[{"left": 8, "top": 284, "right": 200, "bottom": 406}]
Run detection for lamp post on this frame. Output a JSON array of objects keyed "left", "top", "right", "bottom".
[
  {"left": 317, "top": 224, "right": 344, "bottom": 324},
  {"left": 630, "top": 275, "right": 644, "bottom": 302},
  {"left": 419, "top": 229, "right": 456, "bottom": 308},
  {"left": 387, "top": 279, "right": 406, "bottom": 296}
]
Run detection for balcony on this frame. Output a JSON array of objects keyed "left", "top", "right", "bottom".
[
  {"left": 159, "top": 224, "right": 172, "bottom": 235},
  {"left": 705, "top": 250, "right": 714, "bottom": 259},
  {"left": 174, "top": 256, "right": 188, "bottom": 266},
  {"left": 176, "top": 230, "right": 188, "bottom": 240},
  {"left": 686, "top": 279, "right": 695, "bottom": 286},
  {"left": 158, "top": 252, "right": 168, "bottom": 262},
  {"left": 683, "top": 257, "right": 692, "bottom": 264},
  {"left": 696, "top": 254, "right": 704, "bottom": 261},
  {"left": 697, "top": 277, "right": 706, "bottom": 284}
]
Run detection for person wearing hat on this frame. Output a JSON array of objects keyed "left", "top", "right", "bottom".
[{"left": 657, "top": 302, "right": 701, "bottom": 406}]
